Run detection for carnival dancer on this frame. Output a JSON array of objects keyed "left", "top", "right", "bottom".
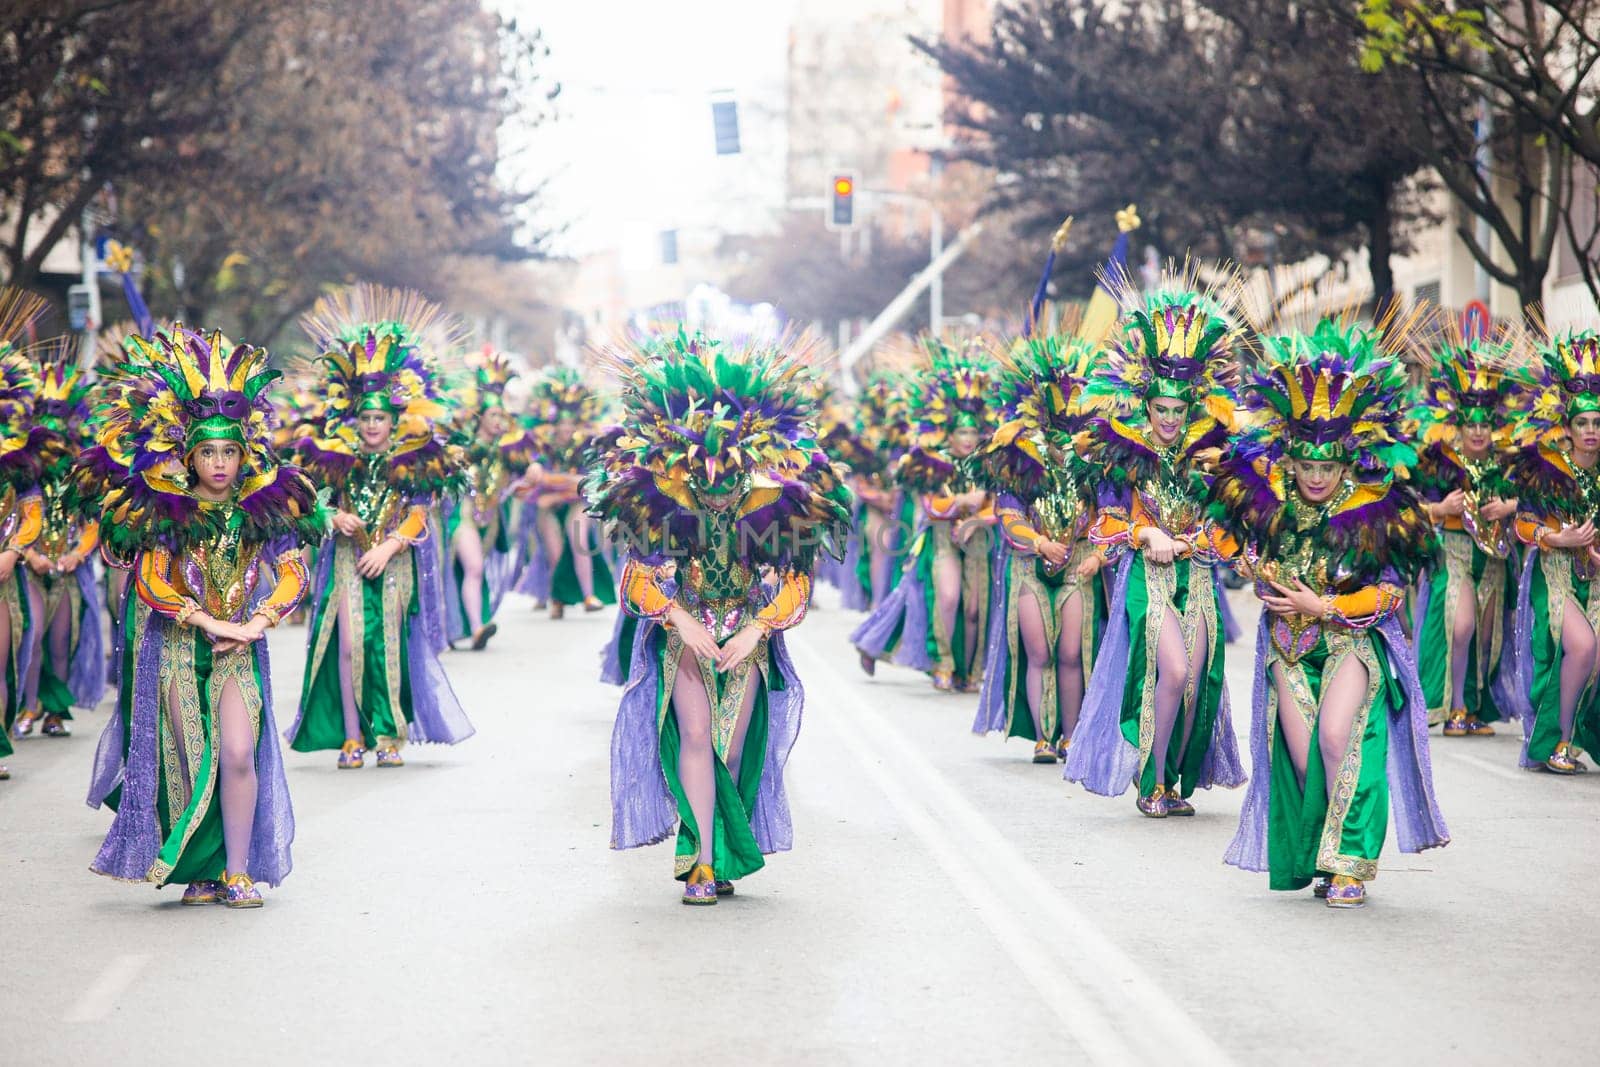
[
  {"left": 1212, "top": 318, "right": 1447, "bottom": 908},
  {"left": 974, "top": 333, "right": 1108, "bottom": 762},
  {"left": 0, "top": 292, "right": 48, "bottom": 780},
  {"left": 81, "top": 326, "right": 325, "bottom": 907},
  {"left": 286, "top": 287, "right": 474, "bottom": 770},
  {"left": 443, "top": 352, "right": 531, "bottom": 650},
  {"left": 519, "top": 366, "right": 614, "bottom": 619},
  {"left": 1062, "top": 274, "right": 1247, "bottom": 815},
  {"left": 11, "top": 343, "right": 105, "bottom": 741},
  {"left": 591, "top": 330, "right": 851, "bottom": 905},
  {"left": 842, "top": 370, "right": 915, "bottom": 615},
  {"left": 850, "top": 342, "right": 997, "bottom": 692},
  {"left": 1410, "top": 332, "right": 1524, "bottom": 735},
  {"left": 1507, "top": 327, "right": 1600, "bottom": 775}
]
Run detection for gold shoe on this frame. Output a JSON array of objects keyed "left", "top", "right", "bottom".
[
  {"left": 1546, "top": 741, "right": 1586, "bottom": 775},
  {"left": 582, "top": 596, "right": 604, "bottom": 612},
  {"left": 931, "top": 669, "right": 954, "bottom": 692},
  {"left": 1442, "top": 710, "right": 1469, "bottom": 737},
  {"left": 682, "top": 863, "right": 718, "bottom": 906},
  {"left": 1032, "top": 739, "right": 1058, "bottom": 764},
  {"left": 1464, "top": 716, "right": 1496, "bottom": 736}
]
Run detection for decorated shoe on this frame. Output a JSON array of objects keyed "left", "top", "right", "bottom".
[
  {"left": 682, "top": 864, "right": 718, "bottom": 906},
  {"left": 181, "top": 880, "right": 224, "bottom": 906},
  {"left": 550, "top": 602, "right": 565, "bottom": 620},
  {"left": 337, "top": 740, "right": 366, "bottom": 770},
  {"left": 1312, "top": 876, "right": 1332, "bottom": 899},
  {"left": 857, "top": 651, "right": 877, "bottom": 677},
  {"left": 1164, "top": 790, "right": 1196, "bottom": 817},
  {"left": 1464, "top": 716, "right": 1496, "bottom": 736},
  {"left": 1546, "top": 742, "right": 1587, "bottom": 775},
  {"left": 1442, "top": 710, "right": 1469, "bottom": 737},
  {"left": 715, "top": 879, "right": 735, "bottom": 897},
  {"left": 1135, "top": 786, "right": 1168, "bottom": 818},
  {"left": 0, "top": 765, "right": 9, "bottom": 780},
  {"left": 222, "top": 871, "right": 264, "bottom": 909},
  {"left": 931, "top": 669, "right": 955, "bottom": 692},
  {"left": 11, "top": 708, "right": 39, "bottom": 738},
  {"left": 375, "top": 744, "right": 405, "bottom": 768},
  {"left": 582, "top": 596, "right": 605, "bottom": 612},
  {"left": 1055, "top": 737, "right": 1072, "bottom": 760},
  {"left": 1032, "top": 739, "right": 1058, "bottom": 764},
  {"left": 41, "top": 714, "right": 70, "bottom": 738},
  {"left": 1324, "top": 875, "right": 1366, "bottom": 909},
  {"left": 470, "top": 621, "right": 499, "bottom": 650}
]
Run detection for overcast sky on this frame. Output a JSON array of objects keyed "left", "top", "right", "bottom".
[{"left": 501, "top": 2, "right": 794, "bottom": 258}]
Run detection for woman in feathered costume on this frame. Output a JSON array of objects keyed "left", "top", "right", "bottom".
[
  {"left": 285, "top": 286, "right": 474, "bottom": 770},
  {"left": 850, "top": 342, "right": 998, "bottom": 692},
  {"left": 81, "top": 325, "right": 325, "bottom": 907},
  {"left": 443, "top": 351, "right": 533, "bottom": 649},
  {"left": 1062, "top": 273, "right": 1247, "bottom": 816},
  {"left": 0, "top": 291, "right": 49, "bottom": 779},
  {"left": 973, "top": 333, "right": 1109, "bottom": 763},
  {"left": 1506, "top": 327, "right": 1600, "bottom": 774},
  {"left": 1211, "top": 319, "right": 1447, "bottom": 909},
  {"left": 1409, "top": 328, "right": 1526, "bottom": 737},
  {"left": 591, "top": 329, "right": 851, "bottom": 905},
  {"left": 517, "top": 365, "right": 615, "bottom": 619},
  {"left": 841, "top": 368, "right": 916, "bottom": 614},
  {"left": 10, "top": 341, "right": 105, "bottom": 742}
]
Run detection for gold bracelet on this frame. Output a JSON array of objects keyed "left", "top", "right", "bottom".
[{"left": 174, "top": 601, "right": 201, "bottom": 627}]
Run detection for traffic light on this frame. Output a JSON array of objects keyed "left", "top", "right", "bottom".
[
  {"left": 828, "top": 173, "right": 856, "bottom": 230},
  {"left": 711, "top": 100, "right": 740, "bottom": 155}
]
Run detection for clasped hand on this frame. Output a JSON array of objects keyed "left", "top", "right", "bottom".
[
  {"left": 670, "top": 608, "right": 764, "bottom": 672},
  {"left": 196, "top": 611, "right": 270, "bottom": 654},
  {"left": 1260, "top": 578, "right": 1326, "bottom": 618}
]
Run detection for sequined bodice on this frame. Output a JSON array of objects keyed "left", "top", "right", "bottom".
[
  {"left": 36, "top": 478, "right": 76, "bottom": 557},
  {"left": 343, "top": 451, "right": 404, "bottom": 549},
  {"left": 677, "top": 510, "right": 760, "bottom": 641},
  {"left": 468, "top": 445, "right": 512, "bottom": 527},
  {"left": 1032, "top": 465, "right": 1090, "bottom": 544},
  {"left": 1135, "top": 449, "right": 1205, "bottom": 538},
  {"left": 176, "top": 507, "right": 265, "bottom": 623}
]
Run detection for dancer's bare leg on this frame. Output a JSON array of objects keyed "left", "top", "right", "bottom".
[
  {"left": 1017, "top": 586, "right": 1049, "bottom": 737},
  {"left": 671, "top": 649, "right": 717, "bottom": 864},
  {"left": 215, "top": 676, "right": 258, "bottom": 874},
  {"left": 566, "top": 510, "right": 596, "bottom": 600},
  {"left": 453, "top": 521, "right": 487, "bottom": 631}
]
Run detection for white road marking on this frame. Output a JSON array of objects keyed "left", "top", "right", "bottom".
[
  {"left": 793, "top": 638, "right": 1235, "bottom": 1067},
  {"left": 1439, "top": 747, "right": 1528, "bottom": 783},
  {"left": 67, "top": 953, "right": 150, "bottom": 1022}
]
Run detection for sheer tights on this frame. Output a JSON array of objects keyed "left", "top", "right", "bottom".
[
  {"left": 1558, "top": 601, "right": 1600, "bottom": 744},
  {"left": 564, "top": 509, "right": 597, "bottom": 600},
  {"left": 1448, "top": 578, "right": 1480, "bottom": 709},
  {"left": 671, "top": 647, "right": 760, "bottom": 866},
  {"left": 1272, "top": 654, "right": 1370, "bottom": 793},
  {"left": 22, "top": 581, "right": 72, "bottom": 710},
  {"left": 453, "top": 521, "right": 488, "bottom": 630},
  {"left": 334, "top": 590, "right": 362, "bottom": 743},
  {"left": 164, "top": 674, "right": 257, "bottom": 877},
  {"left": 1017, "top": 584, "right": 1087, "bottom": 739},
  {"left": 1151, "top": 606, "right": 1209, "bottom": 789}
]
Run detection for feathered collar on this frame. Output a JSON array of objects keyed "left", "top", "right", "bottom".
[
  {"left": 1209, "top": 453, "right": 1434, "bottom": 582},
  {"left": 1090, "top": 412, "right": 1228, "bottom": 488}
]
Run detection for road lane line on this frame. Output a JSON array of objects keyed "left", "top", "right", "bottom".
[
  {"left": 1438, "top": 747, "right": 1528, "bottom": 783},
  {"left": 67, "top": 953, "right": 150, "bottom": 1022},
  {"left": 792, "top": 638, "right": 1235, "bottom": 1067}
]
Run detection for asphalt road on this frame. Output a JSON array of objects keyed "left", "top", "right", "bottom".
[{"left": 3, "top": 584, "right": 1596, "bottom": 1065}]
